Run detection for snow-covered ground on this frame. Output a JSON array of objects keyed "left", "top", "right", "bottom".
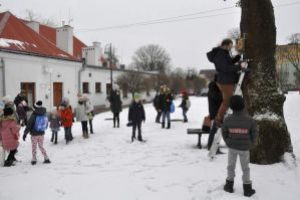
[{"left": 0, "top": 93, "right": 300, "bottom": 200}]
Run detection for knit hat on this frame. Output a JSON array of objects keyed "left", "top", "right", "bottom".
[
  {"left": 229, "top": 95, "right": 245, "bottom": 112},
  {"left": 134, "top": 92, "right": 141, "bottom": 101},
  {"left": 3, "top": 107, "right": 14, "bottom": 116},
  {"left": 34, "top": 100, "right": 43, "bottom": 108}
]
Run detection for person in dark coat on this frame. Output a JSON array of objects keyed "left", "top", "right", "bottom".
[
  {"left": 23, "top": 101, "right": 50, "bottom": 165},
  {"left": 179, "top": 91, "right": 190, "bottom": 123},
  {"left": 207, "top": 39, "right": 246, "bottom": 125},
  {"left": 161, "top": 87, "right": 174, "bottom": 129},
  {"left": 128, "top": 93, "right": 146, "bottom": 142},
  {"left": 109, "top": 89, "right": 122, "bottom": 128},
  {"left": 207, "top": 75, "right": 223, "bottom": 150},
  {"left": 49, "top": 108, "right": 60, "bottom": 144},
  {"left": 153, "top": 86, "right": 165, "bottom": 123}
]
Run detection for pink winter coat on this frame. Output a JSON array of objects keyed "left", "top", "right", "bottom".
[{"left": 0, "top": 118, "right": 20, "bottom": 151}]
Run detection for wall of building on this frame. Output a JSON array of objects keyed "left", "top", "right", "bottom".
[{"left": 0, "top": 52, "right": 157, "bottom": 112}]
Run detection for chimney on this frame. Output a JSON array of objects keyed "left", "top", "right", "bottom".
[
  {"left": 56, "top": 25, "right": 73, "bottom": 55},
  {"left": 82, "top": 41, "right": 102, "bottom": 66},
  {"left": 26, "top": 21, "right": 40, "bottom": 34}
]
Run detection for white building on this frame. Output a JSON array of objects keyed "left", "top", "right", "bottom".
[{"left": 0, "top": 11, "right": 155, "bottom": 112}]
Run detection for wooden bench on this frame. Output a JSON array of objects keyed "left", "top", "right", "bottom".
[{"left": 187, "top": 128, "right": 210, "bottom": 149}]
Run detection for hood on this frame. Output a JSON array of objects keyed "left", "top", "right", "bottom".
[
  {"left": 206, "top": 47, "right": 225, "bottom": 63},
  {"left": 33, "top": 107, "right": 46, "bottom": 115}
]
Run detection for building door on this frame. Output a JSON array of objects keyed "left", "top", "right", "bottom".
[
  {"left": 20, "top": 82, "right": 35, "bottom": 107},
  {"left": 53, "top": 82, "right": 63, "bottom": 107}
]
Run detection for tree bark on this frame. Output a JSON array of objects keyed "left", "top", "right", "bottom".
[{"left": 240, "top": 0, "right": 293, "bottom": 164}]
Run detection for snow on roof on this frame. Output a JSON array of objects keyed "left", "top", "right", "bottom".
[{"left": 0, "top": 11, "right": 85, "bottom": 61}]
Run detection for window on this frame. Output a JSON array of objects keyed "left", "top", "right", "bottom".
[
  {"left": 106, "top": 83, "right": 112, "bottom": 95},
  {"left": 95, "top": 82, "right": 102, "bottom": 93},
  {"left": 83, "top": 82, "right": 90, "bottom": 93}
]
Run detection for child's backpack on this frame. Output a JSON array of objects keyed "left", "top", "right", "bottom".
[
  {"left": 34, "top": 115, "right": 49, "bottom": 132},
  {"left": 186, "top": 99, "right": 191, "bottom": 109},
  {"left": 170, "top": 102, "right": 175, "bottom": 113}
]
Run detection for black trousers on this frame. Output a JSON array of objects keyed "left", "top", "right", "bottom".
[
  {"left": 132, "top": 121, "right": 142, "bottom": 140},
  {"left": 51, "top": 131, "right": 58, "bottom": 143},
  {"left": 156, "top": 111, "right": 162, "bottom": 122},
  {"left": 89, "top": 119, "right": 94, "bottom": 133},
  {"left": 5, "top": 149, "right": 17, "bottom": 164},
  {"left": 113, "top": 112, "right": 120, "bottom": 127},
  {"left": 81, "top": 121, "right": 88, "bottom": 133}
]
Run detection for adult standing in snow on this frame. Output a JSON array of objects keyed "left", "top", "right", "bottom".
[
  {"left": 179, "top": 91, "right": 190, "bottom": 123},
  {"left": 23, "top": 101, "right": 51, "bottom": 165},
  {"left": 161, "top": 87, "right": 174, "bottom": 129},
  {"left": 222, "top": 95, "right": 257, "bottom": 197},
  {"left": 85, "top": 96, "right": 94, "bottom": 134},
  {"left": 207, "top": 39, "right": 246, "bottom": 126},
  {"left": 206, "top": 75, "right": 223, "bottom": 151},
  {"left": 109, "top": 89, "right": 122, "bottom": 128},
  {"left": 153, "top": 86, "right": 164, "bottom": 123},
  {"left": 128, "top": 93, "right": 146, "bottom": 142}
]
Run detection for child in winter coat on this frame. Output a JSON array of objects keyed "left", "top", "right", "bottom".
[
  {"left": 23, "top": 101, "right": 50, "bottom": 165},
  {"left": 128, "top": 93, "right": 146, "bottom": 142},
  {"left": 161, "top": 87, "right": 174, "bottom": 129},
  {"left": 49, "top": 108, "right": 61, "bottom": 144},
  {"left": 222, "top": 95, "right": 257, "bottom": 197},
  {"left": 0, "top": 107, "right": 20, "bottom": 167},
  {"left": 75, "top": 98, "right": 89, "bottom": 139},
  {"left": 179, "top": 91, "right": 191, "bottom": 123},
  {"left": 60, "top": 103, "right": 74, "bottom": 144}
]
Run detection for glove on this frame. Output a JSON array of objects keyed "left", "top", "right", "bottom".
[
  {"left": 241, "top": 62, "right": 248, "bottom": 69},
  {"left": 23, "top": 133, "right": 27, "bottom": 141}
]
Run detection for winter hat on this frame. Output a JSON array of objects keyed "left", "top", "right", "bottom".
[
  {"left": 3, "top": 107, "right": 14, "bottom": 116},
  {"left": 134, "top": 92, "right": 141, "bottom": 101},
  {"left": 34, "top": 100, "right": 43, "bottom": 108},
  {"left": 229, "top": 95, "right": 245, "bottom": 112}
]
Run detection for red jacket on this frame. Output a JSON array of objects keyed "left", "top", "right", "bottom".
[
  {"left": 0, "top": 117, "right": 20, "bottom": 151},
  {"left": 60, "top": 107, "right": 73, "bottom": 128}
]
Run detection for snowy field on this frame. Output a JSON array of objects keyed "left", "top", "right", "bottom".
[{"left": 0, "top": 93, "right": 300, "bottom": 200}]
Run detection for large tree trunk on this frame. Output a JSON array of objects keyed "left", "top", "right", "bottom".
[{"left": 240, "top": 0, "right": 293, "bottom": 164}]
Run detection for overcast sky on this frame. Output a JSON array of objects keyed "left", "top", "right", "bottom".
[{"left": 1, "top": 0, "right": 300, "bottom": 71}]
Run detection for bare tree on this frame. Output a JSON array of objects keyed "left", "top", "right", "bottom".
[
  {"left": 132, "top": 44, "right": 171, "bottom": 73},
  {"left": 116, "top": 71, "right": 146, "bottom": 98}
]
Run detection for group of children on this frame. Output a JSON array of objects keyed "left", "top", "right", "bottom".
[{"left": 0, "top": 94, "right": 95, "bottom": 167}]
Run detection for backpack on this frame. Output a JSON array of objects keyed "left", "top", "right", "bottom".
[
  {"left": 170, "top": 102, "right": 175, "bottom": 113},
  {"left": 186, "top": 99, "right": 191, "bottom": 109},
  {"left": 34, "top": 115, "right": 48, "bottom": 132}
]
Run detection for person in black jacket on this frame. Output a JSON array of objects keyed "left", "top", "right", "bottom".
[
  {"left": 207, "top": 75, "right": 223, "bottom": 150},
  {"left": 161, "top": 87, "right": 174, "bottom": 129},
  {"left": 23, "top": 101, "right": 50, "bottom": 165},
  {"left": 153, "top": 86, "right": 165, "bottom": 123},
  {"left": 14, "top": 90, "right": 29, "bottom": 126},
  {"left": 109, "top": 89, "right": 122, "bottom": 128},
  {"left": 179, "top": 91, "right": 190, "bottom": 123},
  {"left": 128, "top": 93, "right": 145, "bottom": 142},
  {"left": 207, "top": 39, "right": 246, "bottom": 125}
]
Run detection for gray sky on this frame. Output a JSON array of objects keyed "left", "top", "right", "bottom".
[{"left": 1, "top": 0, "right": 300, "bottom": 71}]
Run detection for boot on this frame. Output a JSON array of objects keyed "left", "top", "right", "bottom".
[
  {"left": 224, "top": 180, "right": 234, "bottom": 193},
  {"left": 43, "top": 159, "right": 51, "bottom": 164},
  {"left": 4, "top": 159, "right": 13, "bottom": 167},
  {"left": 167, "top": 122, "right": 171, "bottom": 129},
  {"left": 31, "top": 160, "right": 37, "bottom": 165},
  {"left": 243, "top": 184, "right": 255, "bottom": 197},
  {"left": 162, "top": 122, "right": 165, "bottom": 129},
  {"left": 131, "top": 136, "right": 136, "bottom": 142},
  {"left": 54, "top": 134, "right": 58, "bottom": 144},
  {"left": 50, "top": 133, "right": 54, "bottom": 143}
]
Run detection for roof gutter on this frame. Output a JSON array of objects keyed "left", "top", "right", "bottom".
[{"left": 0, "top": 58, "right": 6, "bottom": 96}]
